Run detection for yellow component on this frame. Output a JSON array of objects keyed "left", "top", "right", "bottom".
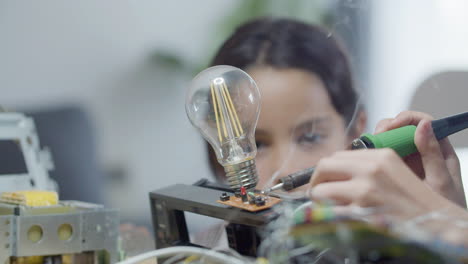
[
  {"left": 313, "top": 207, "right": 326, "bottom": 221},
  {"left": 62, "top": 255, "right": 72, "bottom": 264},
  {"left": 13, "top": 256, "right": 44, "bottom": 264},
  {"left": 256, "top": 257, "right": 269, "bottom": 264},
  {"left": 0, "top": 191, "right": 58, "bottom": 207}
]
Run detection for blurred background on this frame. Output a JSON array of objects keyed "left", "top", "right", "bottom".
[{"left": 1, "top": 0, "right": 468, "bottom": 230}]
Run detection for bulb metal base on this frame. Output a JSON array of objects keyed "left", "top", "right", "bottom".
[{"left": 224, "top": 159, "right": 258, "bottom": 191}]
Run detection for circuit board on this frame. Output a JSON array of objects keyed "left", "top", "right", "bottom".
[{"left": 217, "top": 194, "right": 281, "bottom": 212}]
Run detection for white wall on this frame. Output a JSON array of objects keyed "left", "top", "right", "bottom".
[
  {"left": 367, "top": 0, "right": 468, "bottom": 128},
  {"left": 0, "top": 0, "right": 237, "bottom": 224}
]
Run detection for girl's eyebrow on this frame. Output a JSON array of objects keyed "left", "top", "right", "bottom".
[{"left": 291, "top": 117, "right": 331, "bottom": 132}]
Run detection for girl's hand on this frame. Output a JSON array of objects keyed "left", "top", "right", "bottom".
[
  {"left": 309, "top": 149, "right": 452, "bottom": 220},
  {"left": 374, "top": 111, "right": 466, "bottom": 207}
]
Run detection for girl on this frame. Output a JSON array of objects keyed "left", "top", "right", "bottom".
[{"left": 198, "top": 17, "right": 466, "bottom": 248}]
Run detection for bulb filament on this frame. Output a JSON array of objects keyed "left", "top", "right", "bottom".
[{"left": 210, "top": 78, "right": 244, "bottom": 143}]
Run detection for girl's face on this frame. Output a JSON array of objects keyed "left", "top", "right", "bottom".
[{"left": 247, "top": 67, "right": 354, "bottom": 191}]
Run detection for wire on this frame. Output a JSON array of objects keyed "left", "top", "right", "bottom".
[
  {"left": 293, "top": 201, "right": 314, "bottom": 215},
  {"left": 117, "top": 246, "right": 247, "bottom": 264},
  {"left": 211, "top": 245, "right": 252, "bottom": 263}
]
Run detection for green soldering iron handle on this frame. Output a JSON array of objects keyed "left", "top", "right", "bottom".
[
  {"left": 354, "top": 111, "right": 468, "bottom": 157},
  {"left": 358, "top": 126, "right": 417, "bottom": 157}
]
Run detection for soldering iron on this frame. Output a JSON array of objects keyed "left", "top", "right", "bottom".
[{"left": 267, "top": 111, "right": 468, "bottom": 192}]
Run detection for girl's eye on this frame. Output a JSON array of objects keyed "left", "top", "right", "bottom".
[
  {"left": 297, "top": 132, "right": 324, "bottom": 145},
  {"left": 256, "top": 140, "right": 268, "bottom": 149}
]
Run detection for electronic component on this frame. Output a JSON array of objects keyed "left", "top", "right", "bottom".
[
  {"left": 0, "top": 111, "right": 122, "bottom": 263},
  {"left": 186, "top": 66, "right": 261, "bottom": 191},
  {"left": 0, "top": 199, "right": 121, "bottom": 263},
  {"left": 254, "top": 196, "right": 265, "bottom": 206},
  {"left": 217, "top": 192, "right": 281, "bottom": 212},
  {"left": 219, "top": 192, "right": 230, "bottom": 201},
  {"left": 240, "top": 186, "right": 248, "bottom": 203}
]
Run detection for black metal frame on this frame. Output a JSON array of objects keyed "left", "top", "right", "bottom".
[{"left": 149, "top": 180, "right": 279, "bottom": 256}]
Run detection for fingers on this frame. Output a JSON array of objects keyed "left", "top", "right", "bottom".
[
  {"left": 439, "top": 138, "right": 458, "bottom": 159},
  {"left": 310, "top": 177, "right": 380, "bottom": 208},
  {"left": 415, "top": 120, "right": 465, "bottom": 206},
  {"left": 383, "top": 111, "right": 465, "bottom": 207},
  {"left": 310, "top": 149, "right": 398, "bottom": 188},
  {"left": 389, "top": 111, "right": 433, "bottom": 130},
  {"left": 374, "top": 118, "right": 393, "bottom": 134},
  {"left": 309, "top": 153, "right": 357, "bottom": 187},
  {"left": 373, "top": 111, "right": 433, "bottom": 134},
  {"left": 311, "top": 181, "right": 354, "bottom": 205},
  {"left": 414, "top": 119, "right": 451, "bottom": 193},
  {"left": 307, "top": 148, "right": 451, "bottom": 220},
  {"left": 309, "top": 149, "right": 399, "bottom": 207},
  {"left": 383, "top": 112, "right": 456, "bottom": 159},
  {"left": 440, "top": 138, "right": 466, "bottom": 207}
]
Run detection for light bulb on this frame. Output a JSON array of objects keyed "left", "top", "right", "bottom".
[{"left": 186, "top": 65, "right": 261, "bottom": 191}]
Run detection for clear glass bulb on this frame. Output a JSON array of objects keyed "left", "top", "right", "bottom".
[{"left": 186, "top": 65, "right": 261, "bottom": 191}]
